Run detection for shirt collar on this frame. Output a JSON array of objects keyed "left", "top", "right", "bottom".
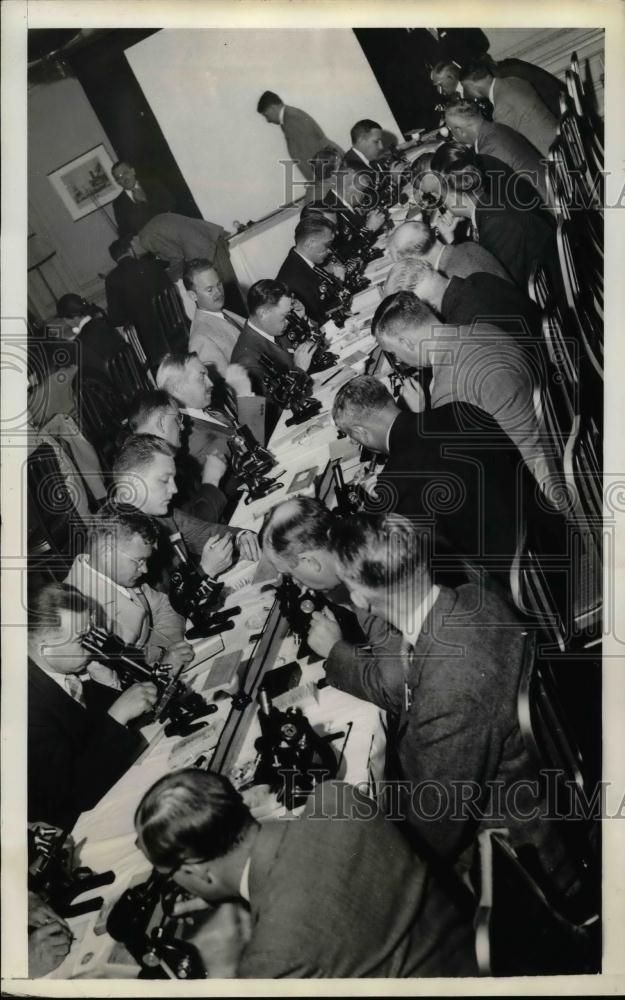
[
  {"left": 71, "top": 315, "right": 91, "bottom": 335},
  {"left": 401, "top": 585, "right": 441, "bottom": 649},
  {"left": 247, "top": 319, "right": 277, "bottom": 344},
  {"left": 85, "top": 558, "right": 132, "bottom": 600},
  {"left": 351, "top": 146, "right": 370, "bottom": 167},
  {"left": 294, "top": 248, "right": 315, "bottom": 269},
  {"left": 384, "top": 412, "right": 400, "bottom": 453},
  {"left": 431, "top": 241, "right": 446, "bottom": 271},
  {"left": 239, "top": 857, "right": 251, "bottom": 902},
  {"left": 30, "top": 653, "right": 89, "bottom": 694},
  {"left": 278, "top": 105, "right": 286, "bottom": 126},
  {"left": 488, "top": 77, "right": 496, "bottom": 105},
  {"left": 181, "top": 405, "right": 230, "bottom": 427},
  {"left": 196, "top": 307, "right": 224, "bottom": 318}
]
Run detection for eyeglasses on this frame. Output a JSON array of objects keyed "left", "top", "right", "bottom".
[{"left": 164, "top": 410, "right": 185, "bottom": 427}]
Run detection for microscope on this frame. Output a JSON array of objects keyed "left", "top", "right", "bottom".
[
  {"left": 283, "top": 308, "right": 338, "bottom": 374},
  {"left": 227, "top": 423, "right": 284, "bottom": 503},
  {"left": 260, "top": 355, "right": 322, "bottom": 425}
]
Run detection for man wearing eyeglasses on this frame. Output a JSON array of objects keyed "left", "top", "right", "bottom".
[
  {"left": 28, "top": 580, "right": 156, "bottom": 830},
  {"left": 64, "top": 502, "right": 194, "bottom": 675}
]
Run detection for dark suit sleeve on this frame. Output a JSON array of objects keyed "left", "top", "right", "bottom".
[
  {"left": 113, "top": 194, "right": 134, "bottom": 237},
  {"left": 104, "top": 272, "right": 127, "bottom": 327},
  {"left": 479, "top": 215, "right": 529, "bottom": 288},
  {"left": 28, "top": 680, "right": 146, "bottom": 829}
]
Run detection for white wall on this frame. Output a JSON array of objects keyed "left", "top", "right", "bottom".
[{"left": 125, "top": 28, "right": 400, "bottom": 229}]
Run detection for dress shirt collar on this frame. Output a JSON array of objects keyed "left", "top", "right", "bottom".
[
  {"left": 401, "top": 584, "right": 441, "bottom": 650},
  {"left": 350, "top": 146, "right": 370, "bottom": 167},
  {"left": 195, "top": 307, "right": 225, "bottom": 319},
  {"left": 85, "top": 558, "right": 132, "bottom": 601},
  {"left": 278, "top": 105, "right": 286, "bottom": 126},
  {"left": 294, "top": 248, "right": 315, "bottom": 269},
  {"left": 385, "top": 412, "right": 401, "bottom": 454},
  {"left": 247, "top": 319, "right": 277, "bottom": 344},
  {"left": 181, "top": 406, "right": 230, "bottom": 427},
  {"left": 30, "top": 653, "right": 89, "bottom": 698},
  {"left": 239, "top": 857, "right": 251, "bottom": 903},
  {"left": 71, "top": 315, "right": 91, "bottom": 335},
  {"left": 488, "top": 77, "right": 496, "bottom": 105},
  {"left": 431, "top": 241, "right": 446, "bottom": 272}
]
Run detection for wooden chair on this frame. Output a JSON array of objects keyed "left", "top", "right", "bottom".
[
  {"left": 153, "top": 284, "right": 191, "bottom": 356},
  {"left": 27, "top": 443, "right": 87, "bottom": 572},
  {"left": 475, "top": 830, "right": 600, "bottom": 976},
  {"left": 557, "top": 219, "right": 603, "bottom": 380}
]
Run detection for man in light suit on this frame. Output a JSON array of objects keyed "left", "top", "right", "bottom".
[
  {"left": 183, "top": 259, "right": 246, "bottom": 376},
  {"left": 257, "top": 91, "right": 343, "bottom": 183},
  {"left": 308, "top": 513, "right": 578, "bottom": 897},
  {"left": 135, "top": 772, "right": 478, "bottom": 978},
  {"left": 28, "top": 581, "right": 156, "bottom": 829},
  {"left": 461, "top": 59, "right": 557, "bottom": 157},
  {"left": 445, "top": 100, "right": 550, "bottom": 204},
  {"left": 371, "top": 291, "right": 555, "bottom": 496},
  {"left": 64, "top": 503, "right": 192, "bottom": 669}
]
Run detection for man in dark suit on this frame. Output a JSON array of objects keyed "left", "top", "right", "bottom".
[
  {"left": 308, "top": 513, "right": 578, "bottom": 896},
  {"left": 331, "top": 376, "right": 565, "bottom": 587},
  {"left": 430, "top": 143, "right": 559, "bottom": 292},
  {"left": 135, "top": 771, "right": 478, "bottom": 977},
  {"left": 403, "top": 256, "right": 543, "bottom": 339},
  {"left": 104, "top": 236, "right": 175, "bottom": 370},
  {"left": 276, "top": 215, "right": 346, "bottom": 325},
  {"left": 27, "top": 581, "right": 155, "bottom": 829},
  {"left": 444, "top": 100, "right": 550, "bottom": 205},
  {"left": 231, "top": 279, "right": 316, "bottom": 435},
  {"left": 55, "top": 293, "right": 131, "bottom": 384},
  {"left": 111, "top": 160, "right": 175, "bottom": 237}
]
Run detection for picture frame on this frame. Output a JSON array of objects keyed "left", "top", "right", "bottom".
[{"left": 47, "top": 143, "right": 121, "bottom": 221}]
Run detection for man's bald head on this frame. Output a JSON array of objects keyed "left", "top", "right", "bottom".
[
  {"left": 261, "top": 497, "right": 340, "bottom": 591},
  {"left": 444, "top": 100, "right": 483, "bottom": 146},
  {"left": 387, "top": 221, "right": 437, "bottom": 262}
]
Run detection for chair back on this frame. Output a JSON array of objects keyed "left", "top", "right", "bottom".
[
  {"left": 27, "top": 442, "right": 87, "bottom": 567},
  {"left": 153, "top": 284, "right": 191, "bottom": 355},
  {"left": 475, "top": 829, "right": 599, "bottom": 976}
]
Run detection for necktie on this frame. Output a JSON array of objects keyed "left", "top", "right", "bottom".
[
  {"left": 64, "top": 674, "right": 85, "bottom": 707},
  {"left": 133, "top": 183, "right": 147, "bottom": 203}
]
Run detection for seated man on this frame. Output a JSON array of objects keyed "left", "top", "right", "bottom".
[
  {"left": 184, "top": 258, "right": 246, "bottom": 376},
  {"left": 105, "top": 235, "right": 175, "bottom": 370},
  {"left": 309, "top": 513, "right": 578, "bottom": 896},
  {"left": 460, "top": 58, "right": 558, "bottom": 156},
  {"left": 135, "top": 771, "right": 477, "bottom": 977},
  {"left": 111, "top": 159, "right": 175, "bottom": 237},
  {"left": 386, "top": 219, "right": 512, "bottom": 282},
  {"left": 156, "top": 351, "right": 238, "bottom": 464},
  {"left": 371, "top": 291, "right": 560, "bottom": 498},
  {"left": 65, "top": 502, "right": 193, "bottom": 669},
  {"left": 111, "top": 434, "right": 259, "bottom": 586},
  {"left": 399, "top": 256, "right": 542, "bottom": 339},
  {"left": 315, "top": 163, "right": 387, "bottom": 241},
  {"left": 230, "top": 279, "right": 316, "bottom": 433},
  {"left": 276, "top": 215, "right": 346, "bottom": 325},
  {"left": 55, "top": 293, "right": 130, "bottom": 383},
  {"left": 126, "top": 388, "right": 229, "bottom": 524},
  {"left": 28, "top": 581, "right": 156, "bottom": 829},
  {"left": 332, "top": 376, "right": 565, "bottom": 587},
  {"left": 444, "top": 100, "right": 549, "bottom": 205}
]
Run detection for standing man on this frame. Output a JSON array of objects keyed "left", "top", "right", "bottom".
[
  {"left": 111, "top": 160, "right": 175, "bottom": 237},
  {"left": 257, "top": 91, "right": 343, "bottom": 183}
]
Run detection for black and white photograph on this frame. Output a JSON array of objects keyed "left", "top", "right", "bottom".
[{"left": 1, "top": 0, "right": 624, "bottom": 992}]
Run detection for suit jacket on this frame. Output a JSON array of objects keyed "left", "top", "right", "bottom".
[
  {"left": 491, "top": 75, "right": 558, "bottom": 157},
  {"left": 188, "top": 309, "right": 245, "bottom": 376},
  {"left": 475, "top": 117, "right": 548, "bottom": 204},
  {"left": 230, "top": 322, "right": 295, "bottom": 437},
  {"left": 238, "top": 781, "right": 476, "bottom": 978},
  {"left": 281, "top": 106, "right": 343, "bottom": 182},
  {"left": 475, "top": 195, "right": 558, "bottom": 293},
  {"left": 104, "top": 254, "right": 174, "bottom": 370},
  {"left": 369, "top": 406, "right": 563, "bottom": 585},
  {"left": 28, "top": 659, "right": 145, "bottom": 829},
  {"left": 74, "top": 317, "right": 130, "bottom": 384},
  {"left": 138, "top": 214, "right": 226, "bottom": 282},
  {"left": 437, "top": 241, "right": 513, "bottom": 283},
  {"left": 65, "top": 555, "right": 185, "bottom": 663},
  {"left": 113, "top": 174, "right": 176, "bottom": 237},
  {"left": 341, "top": 146, "right": 379, "bottom": 184},
  {"left": 440, "top": 272, "right": 542, "bottom": 338},
  {"left": 325, "top": 587, "right": 576, "bottom": 892},
  {"left": 497, "top": 58, "right": 564, "bottom": 119},
  {"left": 276, "top": 248, "right": 327, "bottom": 324},
  {"left": 428, "top": 322, "right": 557, "bottom": 491}
]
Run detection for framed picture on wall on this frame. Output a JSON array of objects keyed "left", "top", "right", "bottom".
[{"left": 47, "top": 143, "right": 121, "bottom": 221}]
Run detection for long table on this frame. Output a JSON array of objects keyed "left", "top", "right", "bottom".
[{"left": 43, "top": 201, "right": 409, "bottom": 981}]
